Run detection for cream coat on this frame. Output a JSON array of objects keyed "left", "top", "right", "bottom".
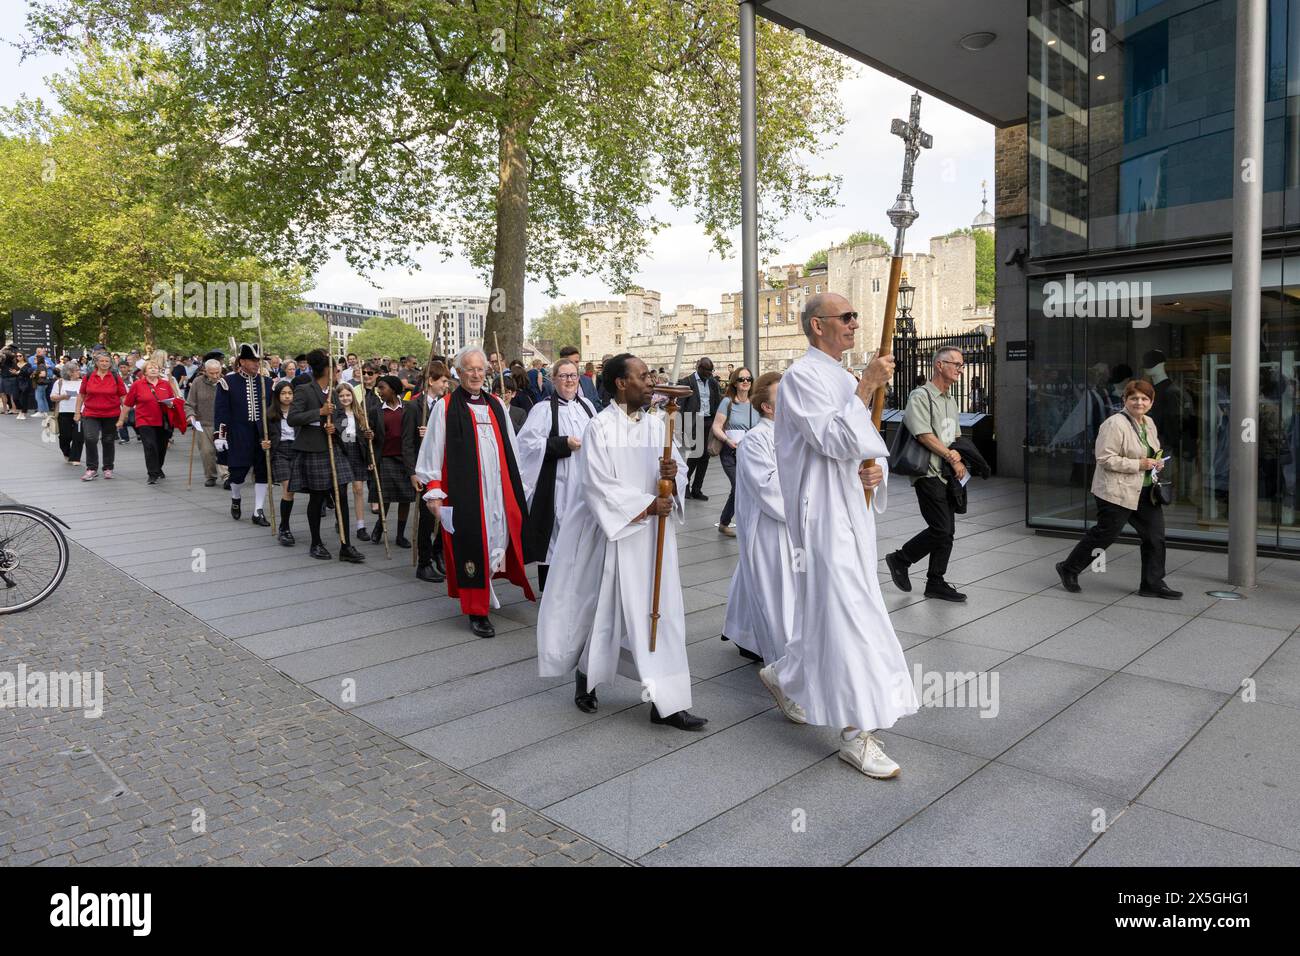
[{"left": 1092, "top": 412, "right": 1162, "bottom": 510}]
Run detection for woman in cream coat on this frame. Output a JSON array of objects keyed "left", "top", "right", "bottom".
[{"left": 1056, "top": 379, "right": 1182, "bottom": 599}]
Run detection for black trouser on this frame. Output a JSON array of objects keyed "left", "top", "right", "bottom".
[
  {"left": 686, "top": 414, "right": 714, "bottom": 493},
  {"left": 307, "top": 486, "right": 351, "bottom": 548},
  {"left": 719, "top": 444, "right": 738, "bottom": 526},
  {"left": 900, "top": 476, "right": 955, "bottom": 582},
  {"left": 139, "top": 425, "right": 169, "bottom": 478},
  {"left": 58, "top": 412, "right": 83, "bottom": 462},
  {"left": 1062, "top": 493, "right": 1167, "bottom": 590},
  {"left": 416, "top": 502, "right": 438, "bottom": 565},
  {"left": 81, "top": 416, "right": 117, "bottom": 471}
]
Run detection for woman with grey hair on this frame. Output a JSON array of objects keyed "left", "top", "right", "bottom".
[{"left": 49, "top": 361, "right": 84, "bottom": 464}]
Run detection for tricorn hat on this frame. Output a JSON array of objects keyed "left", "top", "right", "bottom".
[
  {"left": 202, "top": 350, "right": 224, "bottom": 363},
  {"left": 237, "top": 343, "right": 260, "bottom": 363}
]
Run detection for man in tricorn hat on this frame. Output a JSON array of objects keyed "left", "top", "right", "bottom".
[{"left": 213, "top": 343, "right": 272, "bottom": 525}]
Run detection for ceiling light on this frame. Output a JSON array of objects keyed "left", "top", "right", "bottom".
[
  {"left": 1096, "top": 73, "right": 1106, "bottom": 80},
  {"left": 959, "top": 32, "right": 997, "bottom": 51},
  {"left": 1047, "top": 38, "right": 1057, "bottom": 46}
]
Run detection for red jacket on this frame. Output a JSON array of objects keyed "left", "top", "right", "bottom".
[
  {"left": 79, "top": 369, "right": 127, "bottom": 418},
  {"left": 123, "top": 378, "right": 187, "bottom": 431}
]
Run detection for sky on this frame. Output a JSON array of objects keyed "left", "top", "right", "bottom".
[{"left": 0, "top": 4, "right": 994, "bottom": 329}]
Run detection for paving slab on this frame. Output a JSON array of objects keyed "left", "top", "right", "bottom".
[
  {"left": 1123, "top": 617, "right": 1291, "bottom": 693},
  {"left": 1077, "top": 805, "right": 1300, "bottom": 867}
]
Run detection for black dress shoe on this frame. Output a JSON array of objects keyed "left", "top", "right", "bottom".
[
  {"left": 886, "top": 551, "right": 912, "bottom": 592},
  {"left": 339, "top": 543, "right": 366, "bottom": 563},
  {"left": 650, "top": 705, "right": 708, "bottom": 731},
  {"left": 251, "top": 509, "right": 270, "bottom": 527},
  {"left": 394, "top": 535, "right": 411, "bottom": 549},
  {"left": 1139, "top": 585, "right": 1183, "bottom": 600},
  {"left": 278, "top": 529, "right": 295, "bottom": 547},
  {"left": 737, "top": 645, "right": 763, "bottom": 663},
  {"left": 147, "top": 476, "right": 157, "bottom": 485},
  {"left": 222, "top": 476, "right": 232, "bottom": 490},
  {"left": 309, "top": 543, "right": 331, "bottom": 560},
  {"left": 416, "top": 562, "right": 445, "bottom": 583},
  {"left": 691, "top": 491, "right": 709, "bottom": 501},
  {"left": 356, "top": 526, "right": 371, "bottom": 542},
  {"left": 574, "top": 670, "right": 598, "bottom": 713},
  {"left": 924, "top": 580, "right": 967, "bottom": 602},
  {"left": 230, "top": 500, "right": 242, "bottom": 520},
  {"left": 432, "top": 552, "right": 446, "bottom": 576},
  {"left": 1055, "top": 561, "right": 1081, "bottom": 593},
  {"left": 469, "top": 615, "right": 496, "bottom": 639},
  {"left": 371, "top": 522, "right": 385, "bottom": 544},
  {"left": 204, "top": 477, "right": 217, "bottom": 487},
  {"left": 158, "top": 471, "right": 166, "bottom": 479}
]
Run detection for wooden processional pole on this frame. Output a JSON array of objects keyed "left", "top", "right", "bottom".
[{"left": 866, "top": 91, "right": 932, "bottom": 507}]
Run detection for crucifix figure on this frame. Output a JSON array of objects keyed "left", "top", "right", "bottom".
[{"left": 886, "top": 91, "right": 933, "bottom": 256}]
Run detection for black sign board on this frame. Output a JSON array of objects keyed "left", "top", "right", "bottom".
[
  {"left": 10, "top": 309, "right": 56, "bottom": 354},
  {"left": 1005, "top": 340, "right": 1033, "bottom": 362}
]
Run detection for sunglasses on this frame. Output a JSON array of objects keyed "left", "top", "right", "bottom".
[
  {"left": 736, "top": 376, "right": 752, "bottom": 383},
  {"left": 814, "top": 311, "right": 859, "bottom": 324}
]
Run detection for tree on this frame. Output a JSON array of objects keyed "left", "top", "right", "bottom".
[
  {"left": 27, "top": 1, "right": 848, "bottom": 366},
  {"left": 805, "top": 248, "right": 828, "bottom": 271},
  {"left": 348, "top": 317, "right": 431, "bottom": 361},
  {"left": 529, "top": 302, "right": 581, "bottom": 353},
  {"left": 844, "top": 230, "right": 889, "bottom": 250},
  {"left": 262, "top": 307, "right": 329, "bottom": 359},
  {"left": 942, "top": 226, "right": 994, "bottom": 307}
]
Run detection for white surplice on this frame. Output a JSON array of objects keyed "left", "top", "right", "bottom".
[
  {"left": 414, "top": 389, "right": 518, "bottom": 609},
  {"left": 771, "top": 346, "right": 918, "bottom": 731},
  {"left": 721, "top": 418, "right": 795, "bottom": 664},
  {"left": 517, "top": 395, "right": 598, "bottom": 564},
  {"left": 536, "top": 404, "right": 693, "bottom": 716}
]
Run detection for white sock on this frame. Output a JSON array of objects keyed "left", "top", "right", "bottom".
[
  {"left": 230, "top": 481, "right": 243, "bottom": 500},
  {"left": 356, "top": 519, "right": 366, "bottom": 530},
  {"left": 840, "top": 727, "right": 860, "bottom": 742},
  {"left": 254, "top": 483, "right": 267, "bottom": 512}
]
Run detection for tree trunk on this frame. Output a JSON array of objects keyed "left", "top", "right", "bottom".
[
  {"left": 142, "top": 309, "right": 155, "bottom": 354},
  {"left": 483, "top": 118, "right": 529, "bottom": 367},
  {"left": 98, "top": 310, "right": 109, "bottom": 349}
]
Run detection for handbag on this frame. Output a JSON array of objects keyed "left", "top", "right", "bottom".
[
  {"left": 1124, "top": 413, "right": 1172, "bottom": 506},
  {"left": 707, "top": 396, "right": 734, "bottom": 457},
  {"left": 888, "top": 389, "right": 938, "bottom": 478}
]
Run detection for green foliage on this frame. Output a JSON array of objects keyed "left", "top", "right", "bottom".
[
  {"left": 804, "top": 248, "right": 828, "bottom": 271},
  {"left": 844, "top": 230, "right": 889, "bottom": 249},
  {"left": 347, "top": 317, "right": 430, "bottom": 361},
  {"left": 261, "top": 307, "right": 328, "bottom": 358},
  {"left": 25, "top": 0, "right": 850, "bottom": 364},
  {"left": 528, "top": 302, "right": 581, "bottom": 353},
  {"left": 973, "top": 228, "right": 995, "bottom": 308}
]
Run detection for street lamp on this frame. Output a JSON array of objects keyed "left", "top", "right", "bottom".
[{"left": 893, "top": 272, "right": 916, "bottom": 408}]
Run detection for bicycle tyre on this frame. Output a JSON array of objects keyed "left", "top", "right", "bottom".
[{"left": 0, "top": 506, "right": 70, "bottom": 614}]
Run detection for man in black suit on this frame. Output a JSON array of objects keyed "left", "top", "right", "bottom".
[{"left": 677, "top": 356, "right": 721, "bottom": 500}]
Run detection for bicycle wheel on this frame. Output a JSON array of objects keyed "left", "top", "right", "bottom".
[{"left": 0, "top": 506, "right": 70, "bottom": 614}]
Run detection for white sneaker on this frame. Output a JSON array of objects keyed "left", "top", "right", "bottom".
[
  {"left": 758, "top": 664, "right": 807, "bottom": 724},
  {"left": 839, "top": 732, "right": 900, "bottom": 779}
]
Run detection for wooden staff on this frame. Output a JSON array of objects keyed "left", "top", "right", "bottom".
[
  {"left": 864, "top": 257, "right": 903, "bottom": 507},
  {"left": 323, "top": 377, "right": 347, "bottom": 547},
  {"left": 492, "top": 332, "right": 504, "bottom": 396},
  {"left": 256, "top": 337, "right": 277, "bottom": 534},
  {"left": 361, "top": 386, "right": 390, "bottom": 560},
  {"left": 187, "top": 424, "right": 196, "bottom": 488},
  {"left": 649, "top": 384, "right": 692, "bottom": 653}
]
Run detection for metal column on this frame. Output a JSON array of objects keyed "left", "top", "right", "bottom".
[
  {"left": 739, "top": 0, "right": 760, "bottom": 373},
  {"left": 1228, "top": 0, "right": 1266, "bottom": 587}
]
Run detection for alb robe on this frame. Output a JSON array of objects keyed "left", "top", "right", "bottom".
[
  {"left": 414, "top": 389, "right": 534, "bottom": 614},
  {"left": 517, "top": 394, "right": 598, "bottom": 564},
  {"left": 771, "top": 346, "right": 918, "bottom": 731},
  {"left": 721, "top": 418, "right": 794, "bottom": 664},
  {"left": 536, "top": 405, "right": 692, "bottom": 716}
]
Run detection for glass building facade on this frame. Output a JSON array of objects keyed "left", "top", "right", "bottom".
[{"left": 1027, "top": 0, "right": 1300, "bottom": 553}]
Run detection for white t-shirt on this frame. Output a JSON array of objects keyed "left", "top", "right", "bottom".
[{"left": 55, "top": 379, "right": 82, "bottom": 413}]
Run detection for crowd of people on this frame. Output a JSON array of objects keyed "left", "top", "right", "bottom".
[{"left": 3, "top": 293, "right": 1184, "bottom": 781}]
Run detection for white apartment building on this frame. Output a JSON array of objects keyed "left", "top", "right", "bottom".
[{"left": 378, "top": 295, "right": 489, "bottom": 355}]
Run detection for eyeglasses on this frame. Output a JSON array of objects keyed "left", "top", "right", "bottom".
[
  {"left": 736, "top": 377, "right": 752, "bottom": 383},
  {"left": 939, "top": 360, "right": 965, "bottom": 370},
  {"left": 814, "top": 312, "right": 859, "bottom": 324},
  {"left": 555, "top": 373, "right": 579, "bottom": 380}
]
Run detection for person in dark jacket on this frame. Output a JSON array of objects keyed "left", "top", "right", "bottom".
[
  {"left": 403, "top": 361, "right": 450, "bottom": 582},
  {"left": 678, "top": 357, "right": 722, "bottom": 499}
]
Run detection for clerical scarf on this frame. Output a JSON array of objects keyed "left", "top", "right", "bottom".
[
  {"left": 524, "top": 396, "right": 594, "bottom": 559},
  {"left": 444, "top": 387, "right": 531, "bottom": 585}
]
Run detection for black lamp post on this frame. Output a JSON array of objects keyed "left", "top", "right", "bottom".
[{"left": 893, "top": 272, "right": 916, "bottom": 407}]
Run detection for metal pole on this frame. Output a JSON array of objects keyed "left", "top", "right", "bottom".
[
  {"left": 1228, "top": 0, "right": 1266, "bottom": 587},
  {"left": 739, "top": 0, "right": 759, "bottom": 374}
]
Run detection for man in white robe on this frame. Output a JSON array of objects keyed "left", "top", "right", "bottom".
[
  {"left": 721, "top": 372, "right": 794, "bottom": 665},
  {"left": 537, "top": 353, "right": 707, "bottom": 731},
  {"left": 415, "top": 347, "right": 534, "bottom": 639},
  {"left": 516, "top": 358, "right": 598, "bottom": 592},
  {"left": 758, "top": 292, "right": 919, "bottom": 779}
]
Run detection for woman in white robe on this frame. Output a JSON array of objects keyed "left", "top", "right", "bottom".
[{"left": 721, "top": 372, "right": 795, "bottom": 665}]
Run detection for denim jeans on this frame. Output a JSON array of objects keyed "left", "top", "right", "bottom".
[{"left": 81, "top": 416, "right": 117, "bottom": 471}]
